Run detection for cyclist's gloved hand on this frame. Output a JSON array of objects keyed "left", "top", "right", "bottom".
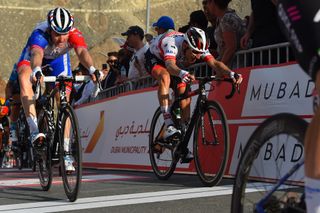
[
  {"left": 229, "top": 71, "right": 242, "bottom": 85},
  {"left": 179, "top": 70, "right": 194, "bottom": 83},
  {"left": 31, "top": 66, "right": 43, "bottom": 83},
  {"left": 89, "top": 66, "right": 104, "bottom": 82}
]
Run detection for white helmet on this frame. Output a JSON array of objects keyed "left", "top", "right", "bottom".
[
  {"left": 47, "top": 7, "right": 74, "bottom": 34},
  {"left": 184, "top": 27, "right": 209, "bottom": 53}
]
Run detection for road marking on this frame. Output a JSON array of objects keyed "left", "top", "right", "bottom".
[
  {"left": 0, "top": 182, "right": 294, "bottom": 212},
  {"left": 0, "top": 174, "right": 146, "bottom": 188},
  {"left": 0, "top": 185, "right": 235, "bottom": 212}
]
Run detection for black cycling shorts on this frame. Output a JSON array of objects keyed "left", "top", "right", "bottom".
[
  {"left": 144, "top": 49, "right": 186, "bottom": 89},
  {"left": 277, "top": 0, "right": 320, "bottom": 80}
]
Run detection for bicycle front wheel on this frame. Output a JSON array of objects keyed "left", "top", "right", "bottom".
[
  {"left": 193, "top": 100, "right": 229, "bottom": 186},
  {"left": 149, "top": 107, "right": 177, "bottom": 180},
  {"left": 231, "top": 113, "right": 307, "bottom": 213},
  {"left": 37, "top": 108, "right": 53, "bottom": 191},
  {"left": 60, "top": 105, "right": 82, "bottom": 202}
]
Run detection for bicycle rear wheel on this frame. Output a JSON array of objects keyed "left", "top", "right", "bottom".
[
  {"left": 37, "top": 109, "right": 53, "bottom": 191},
  {"left": 193, "top": 100, "right": 229, "bottom": 186},
  {"left": 60, "top": 105, "right": 82, "bottom": 202},
  {"left": 149, "top": 107, "right": 177, "bottom": 180},
  {"left": 231, "top": 113, "right": 307, "bottom": 213}
]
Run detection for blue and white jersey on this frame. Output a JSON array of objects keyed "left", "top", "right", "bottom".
[{"left": 17, "top": 21, "right": 87, "bottom": 77}]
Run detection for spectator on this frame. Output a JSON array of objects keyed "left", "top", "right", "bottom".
[
  {"left": 206, "top": 0, "right": 245, "bottom": 67},
  {"left": 202, "top": 0, "right": 218, "bottom": 56},
  {"left": 178, "top": 10, "right": 208, "bottom": 33},
  {"left": 178, "top": 25, "right": 189, "bottom": 33},
  {"left": 189, "top": 10, "right": 208, "bottom": 31},
  {"left": 240, "top": 0, "right": 288, "bottom": 65},
  {"left": 101, "top": 52, "right": 121, "bottom": 89},
  {"left": 241, "top": 0, "right": 286, "bottom": 49},
  {"left": 121, "top": 26, "right": 149, "bottom": 81},
  {"left": 72, "top": 63, "right": 99, "bottom": 106},
  {"left": 117, "top": 45, "right": 134, "bottom": 82},
  {"left": 144, "top": 33, "right": 153, "bottom": 44}
]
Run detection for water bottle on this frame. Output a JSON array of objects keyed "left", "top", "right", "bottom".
[{"left": 174, "top": 107, "right": 181, "bottom": 120}]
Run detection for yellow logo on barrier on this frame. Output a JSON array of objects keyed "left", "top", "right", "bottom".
[{"left": 85, "top": 111, "right": 105, "bottom": 153}]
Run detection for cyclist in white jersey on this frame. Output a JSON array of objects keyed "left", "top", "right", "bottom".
[{"left": 146, "top": 17, "right": 242, "bottom": 140}]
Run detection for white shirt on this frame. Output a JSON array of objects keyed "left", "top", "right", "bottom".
[{"left": 128, "top": 43, "right": 149, "bottom": 80}]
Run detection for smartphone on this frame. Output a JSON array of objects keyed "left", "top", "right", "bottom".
[{"left": 102, "top": 63, "right": 109, "bottom": 70}]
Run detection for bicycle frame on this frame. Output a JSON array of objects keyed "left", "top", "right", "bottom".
[
  {"left": 39, "top": 78, "right": 73, "bottom": 165},
  {"left": 171, "top": 76, "right": 236, "bottom": 158}
]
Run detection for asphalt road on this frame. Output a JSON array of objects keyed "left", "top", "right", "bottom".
[{"left": 0, "top": 168, "right": 234, "bottom": 213}]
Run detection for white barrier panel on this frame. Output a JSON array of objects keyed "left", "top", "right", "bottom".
[
  {"left": 76, "top": 63, "right": 313, "bottom": 178},
  {"left": 76, "top": 87, "right": 199, "bottom": 170}
]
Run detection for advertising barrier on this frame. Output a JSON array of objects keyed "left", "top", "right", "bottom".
[{"left": 76, "top": 63, "right": 313, "bottom": 178}]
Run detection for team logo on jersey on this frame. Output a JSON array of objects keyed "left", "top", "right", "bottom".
[{"left": 314, "top": 9, "right": 320, "bottom": 22}]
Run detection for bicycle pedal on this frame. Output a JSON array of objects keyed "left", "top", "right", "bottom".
[
  {"left": 180, "top": 151, "right": 194, "bottom": 164},
  {"left": 180, "top": 156, "right": 194, "bottom": 164}
]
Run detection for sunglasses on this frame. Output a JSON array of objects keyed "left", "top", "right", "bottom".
[{"left": 191, "top": 49, "right": 203, "bottom": 55}]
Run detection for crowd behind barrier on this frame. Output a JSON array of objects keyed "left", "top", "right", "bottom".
[{"left": 87, "top": 41, "right": 292, "bottom": 103}]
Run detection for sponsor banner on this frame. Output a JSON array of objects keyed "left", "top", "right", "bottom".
[
  {"left": 77, "top": 88, "right": 199, "bottom": 169},
  {"left": 228, "top": 126, "right": 304, "bottom": 181},
  {"left": 242, "top": 64, "right": 314, "bottom": 116},
  {"left": 77, "top": 63, "right": 312, "bottom": 180}
]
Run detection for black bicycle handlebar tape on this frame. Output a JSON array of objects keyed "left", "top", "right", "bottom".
[
  {"left": 94, "top": 69, "right": 100, "bottom": 80},
  {"left": 94, "top": 69, "right": 103, "bottom": 90},
  {"left": 35, "top": 71, "right": 42, "bottom": 80},
  {"left": 225, "top": 78, "right": 236, "bottom": 99}
]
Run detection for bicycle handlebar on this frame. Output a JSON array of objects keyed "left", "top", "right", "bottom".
[
  {"left": 195, "top": 76, "right": 239, "bottom": 99},
  {"left": 33, "top": 75, "right": 92, "bottom": 100},
  {"left": 42, "top": 75, "right": 91, "bottom": 83}
]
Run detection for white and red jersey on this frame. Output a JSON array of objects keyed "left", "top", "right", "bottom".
[{"left": 149, "top": 30, "right": 213, "bottom": 68}]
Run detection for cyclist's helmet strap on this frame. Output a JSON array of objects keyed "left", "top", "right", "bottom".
[
  {"left": 47, "top": 7, "right": 74, "bottom": 34},
  {"left": 184, "top": 27, "right": 208, "bottom": 53}
]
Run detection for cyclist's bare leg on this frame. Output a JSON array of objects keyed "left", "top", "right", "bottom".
[
  {"left": 152, "top": 67, "right": 173, "bottom": 127},
  {"left": 10, "top": 94, "right": 20, "bottom": 124},
  {"left": 18, "top": 65, "right": 44, "bottom": 144},
  {"left": 177, "top": 85, "right": 191, "bottom": 124},
  {"left": 304, "top": 71, "right": 320, "bottom": 212}
]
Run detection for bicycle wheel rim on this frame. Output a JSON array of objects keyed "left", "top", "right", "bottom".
[
  {"left": 37, "top": 109, "right": 53, "bottom": 191},
  {"left": 60, "top": 105, "right": 82, "bottom": 202},
  {"left": 194, "top": 101, "right": 229, "bottom": 186},
  {"left": 149, "top": 107, "right": 177, "bottom": 180},
  {"left": 231, "top": 113, "right": 307, "bottom": 213}
]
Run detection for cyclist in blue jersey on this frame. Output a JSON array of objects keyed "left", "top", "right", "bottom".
[
  {"left": 277, "top": 0, "right": 320, "bottom": 212},
  {"left": 17, "top": 7, "right": 101, "bottom": 171}
]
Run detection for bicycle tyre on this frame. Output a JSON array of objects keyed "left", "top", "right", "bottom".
[
  {"left": 193, "top": 100, "right": 229, "bottom": 186},
  {"left": 60, "top": 104, "right": 82, "bottom": 202},
  {"left": 17, "top": 109, "right": 28, "bottom": 170},
  {"left": 149, "top": 107, "right": 177, "bottom": 180},
  {"left": 37, "top": 108, "right": 53, "bottom": 191},
  {"left": 231, "top": 113, "right": 308, "bottom": 213}
]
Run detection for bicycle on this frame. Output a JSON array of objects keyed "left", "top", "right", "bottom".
[
  {"left": 231, "top": 113, "right": 308, "bottom": 212},
  {"left": 35, "top": 74, "right": 91, "bottom": 201},
  {"left": 9, "top": 102, "right": 35, "bottom": 170},
  {"left": 149, "top": 76, "right": 237, "bottom": 186}
]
